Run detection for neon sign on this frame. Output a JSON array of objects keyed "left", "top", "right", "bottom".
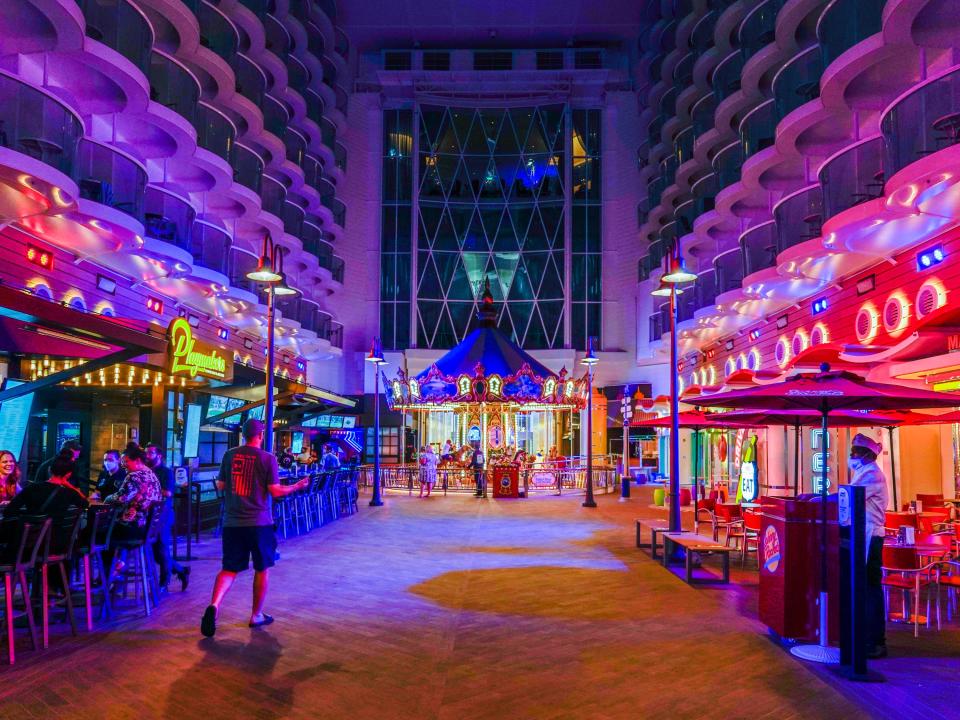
[{"left": 167, "top": 318, "right": 232, "bottom": 381}]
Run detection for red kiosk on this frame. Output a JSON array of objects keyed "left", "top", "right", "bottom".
[{"left": 492, "top": 465, "right": 520, "bottom": 498}]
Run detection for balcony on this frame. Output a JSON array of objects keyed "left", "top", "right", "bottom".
[
  {"left": 334, "top": 142, "right": 347, "bottom": 172},
  {"left": 194, "top": 104, "right": 236, "bottom": 165},
  {"left": 0, "top": 74, "right": 82, "bottom": 177},
  {"left": 691, "top": 173, "right": 718, "bottom": 219},
  {"left": 282, "top": 200, "right": 304, "bottom": 236},
  {"left": 301, "top": 153, "right": 322, "bottom": 189},
  {"left": 144, "top": 186, "right": 195, "bottom": 250},
  {"left": 677, "top": 287, "right": 696, "bottom": 323},
  {"left": 233, "top": 144, "right": 263, "bottom": 194},
  {"left": 300, "top": 219, "right": 323, "bottom": 256},
  {"left": 149, "top": 53, "right": 200, "bottom": 128},
  {"left": 774, "top": 185, "right": 822, "bottom": 253},
  {"left": 696, "top": 268, "right": 717, "bottom": 311},
  {"left": 332, "top": 198, "right": 346, "bottom": 228},
  {"left": 712, "top": 141, "right": 742, "bottom": 190},
  {"left": 75, "top": 140, "right": 146, "bottom": 221},
  {"left": 649, "top": 312, "right": 663, "bottom": 342},
  {"left": 661, "top": 86, "right": 678, "bottom": 118},
  {"left": 197, "top": 2, "right": 239, "bottom": 62},
  {"left": 335, "top": 86, "right": 348, "bottom": 116},
  {"left": 320, "top": 117, "right": 336, "bottom": 150},
  {"left": 690, "top": 11, "right": 716, "bottom": 56},
  {"left": 638, "top": 255, "right": 651, "bottom": 282},
  {"left": 648, "top": 113, "right": 666, "bottom": 147},
  {"left": 740, "top": 221, "right": 777, "bottom": 276},
  {"left": 714, "top": 246, "right": 744, "bottom": 294},
  {"left": 648, "top": 238, "right": 666, "bottom": 271},
  {"left": 692, "top": 95, "right": 717, "bottom": 138},
  {"left": 329, "top": 323, "right": 343, "bottom": 349},
  {"left": 711, "top": 51, "right": 743, "bottom": 103},
  {"left": 230, "top": 54, "right": 266, "bottom": 108},
  {"left": 881, "top": 67, "right": 960, "bottom": 180},
  {"left": 658, "top": 154, "right": 679, "bottom": 188},
  {"left": 330, "top": 255, "right": 344, "bottom": 283},
  {"left": 298, "top": 300, "right": 319, "bottom": 333},
  {"left": 673, "top": 52, "right": 695, "bottom": 88},
  {"left": 773, "top": 48, "right": 823, "bottom": 122},
  {"left": 674, "top": 126, "right": 694, "bottom": 166},
  {"left": 659, "top": 302, "right": 671, "bottom": 338},
  {"left": 819, "top": 137, "right": 885, "bottom": 222},
  {"left": 190, "top": 221, "right": 231, "bottom": 276},
  {"left": 227, "top": 247, "right": 260, "bottom": 295},
  {"left": 334, "top": 28, "right": 349, "bottom": 59},
  {"left": 261, "top": 174, "right": 286, "bottom": 217},
  {"left": 284, "top": 128, "right": 306, "bottom": 166},
  {"left": 739, "top": 0, "right": 783, "bottom": 62},
  {"left": 276, "top": 295, "right": 301, "bottom": 324},
  {"left": 263, "top": 96, "right": 288, "bottom": 138},
  {"left": 818, "top": 0, "right": 885, "bottom": 69},
  {"left": 286, "top": 57, "right": 310, "bottom": 94},
  {"left": 76, "top": 0, "right": 153, "bottom": 77},
  {"left": 647, "top": 174, "right": 666, "bottom": 208},
  {"left": 739, "top": 100, "right": 775, "bottom": 161},
  {"left": 305, "top": 90, "right": 325, "bottom": 127},
  {"left": 237, "top": 0, "right": 272, "bottom": 20}
]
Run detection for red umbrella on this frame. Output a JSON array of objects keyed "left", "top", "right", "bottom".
[{"left": 694, "top": 366, "right": 958, "bottom": 663}]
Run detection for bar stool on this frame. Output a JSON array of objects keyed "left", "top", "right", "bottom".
[
  {"left": 109, "top": 505, "right": 161, "bottom": 617},
  {"left": 74, "top": 504, "right": 117, "bottom": 629},
  {"left": 36, "top": 510, "right": 83, "bottom": 648},
  {"left": 0, "top": 516, "right": 51, "bottom": 664}
]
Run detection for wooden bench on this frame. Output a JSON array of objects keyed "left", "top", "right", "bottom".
[
  {"left": 661, "top": 532, "right": 733, "bottom": 585},
  {"left": 635, "top": 518, "right": 669, "bottom": 549}
]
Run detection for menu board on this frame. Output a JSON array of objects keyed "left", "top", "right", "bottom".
[
  {"left": 246, "top": 404, "right": 265, "bottom": 421},
  {"left": 291, "top": 431, "right": 304, "bottom": 454},
  {"left": 342, "top": 416, "right": 356, "bottom": 429},
  {"left": 206, "top": 395, "right": 230, "bottom": 419},
  {"left": 182, "top": 403, "right": 202, "bottom": 458},
  {"left": 0, "top": 380, "right": 32, "bottom": 456}
]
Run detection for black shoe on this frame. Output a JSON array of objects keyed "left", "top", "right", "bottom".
[
  {"left": 249, "top": 613, "right": 274, "bottom": 628},
  {"left": 201, "top": 605, "right": 217, "bottom": 638},
  {"left": 177, "top": 567, "right": 191, "bottom": 592},
  {"left": 866, "top": 644, "right": 888, "bottom": 659}
]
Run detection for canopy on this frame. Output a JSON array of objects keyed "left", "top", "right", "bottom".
[{"left": 643, "top": 409, "right": 761, "bottom": 429}]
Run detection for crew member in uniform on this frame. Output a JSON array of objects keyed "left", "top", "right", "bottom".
[{"left": 470, "top": 445, "right": 485, "bottom": 497}]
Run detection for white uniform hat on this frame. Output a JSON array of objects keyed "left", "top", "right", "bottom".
[{"left": 851, "top": 433, "right": 881, "bottom": 456}]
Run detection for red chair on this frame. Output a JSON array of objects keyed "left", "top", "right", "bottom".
[
  {"left": 741, "top": 509, "right": 762, "bottom": 568},
  {"left": 884, "top": 511, "right": 917, "bottom": 537},
  {"left": 882, "top": 544, "right": 940, "bottom": 637},
  {"left": 694, "top": 498, "right": 715, "bottom": 534},
  {"left": 712, "top": 503, "right": 743, "bottom": 548},
  {"left": 939, "top": 559, "right": 960, "bottom": 620},
  {"left": 917, "top": 493, "right": 945, "bottom": 508},
  {"left": 917, "top": 509, "right": 951, "bottom": 536}
]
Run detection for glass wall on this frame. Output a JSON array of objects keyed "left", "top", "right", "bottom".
[
  {"left": 571, "top": 109, "right": 601, "bottom": 350},
  {"left": 380, "top": 109, "right": 413, "bottom": 349}
]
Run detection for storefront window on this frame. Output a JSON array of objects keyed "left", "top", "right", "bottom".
[
  {"left": 365, "top": 426, "right": 400, "bottom": 462},
  {"left": 165, "top": 390, "right": 184, "bottom": 467},
  {"left": 198, "top": 430, "right": 231, "bottom": 466}
]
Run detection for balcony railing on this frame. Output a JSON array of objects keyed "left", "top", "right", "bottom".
[
  {"left": 674, "top": 126, "right": 694, "bottom": 166},
  {"left": 714, "top": 247, "right": 744, "bottom": 294},
  {"left": 332, "top": 198, "right": 346, "bottom": 228},
  {"left": 301, "top": 153, "right": 322, "bottom": 189},
  {"left": 712, "top": 141, "right": 742, "bottom": 190},
  {"left": 306, "top": 90, "right": 325, "bottom": 127},
  {"left": 739, "top": 0, "right": 783, "bottom": 61},
  {"left": 284, "top": 128, "right": 307, "bottom": 166},
  {"left": 197, "top": 1, "right": 239, "bottom": 62},
  {"left": 774, "top": 185, "right": 822, "bottom": 253},
  {"left": 286, "top": 57, "right": 310, "bottom": 93},
  {"left": 75, "top": 140, "right": 146, "bottom": 221},
  {"left": 261, "top": 174, "right": 286, "bottom": 217},
  {"left": 819, "top": 137, "right": 885, "bottom": 222},
  {"left": 677, "top": 286, "right": 696, "bottom": 322},
  {"left": 233, "top": 144, "right": 264, "bottom": 194},
  {"left": 696, "top": 268, "right": 717, "bottom": 311},
  {"left": 818, "top": 0, "right": 885, "bottom": 69},
  {"left": 149, "top": 53, "right": 200, "bottom": 127},
  {"left": 773, "top": 47, "right": 822, "bottom": 122},
  {"left": 712, "top": 51, "right": 743, "bottom": 103},
  {"left": 144, "top": 186, "right": 195, "bottom": 249},
  {"left": 263, "top": 95, "right": 288, "bottom": 138},
  {"left": 228, "top": 247, "right": 260, "bottom": 295},
  {"left": 190, "top": 221, "right": 231, "bottom": 276},
  {"left": 649, "top": 312, "right": 663, "bottom": 342},
  {"left": 334, "top": 28, "right": 349, "bottom": 59},
  {"left": 740, "top": 100, "right": 775, "bottom": 161},
  {"left": 282, "top": 201, "right": 304, "bottom": 237},
  {"left": 230, "top": 54, "right": 266, "bottom": 107},
  {"left": 0, "top": 74, "right": 83, "bottom": 177},
  {"left": 330, "top": 255, "right": 344, "bottom": 283},
  {"left": 881, "top": 66, "right": 960, "bottom": 179},
  {"left": 76, "top": 0, "right": 153, "bottom": 76},
  {"left": 692, "top": 94, "right": 717, "bottom": 138},
  {"left": 334, "top": 142, "right": 347, "bottom": 172},
  {"left": 194, "top": 103, "right": 236, "bottom": 165},
  {"left": 740, "top": 221, "right": 777, "bottom": 276}
]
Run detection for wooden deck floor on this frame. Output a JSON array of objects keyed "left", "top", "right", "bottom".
[{"left": 0, "top": 492, "right": 956, "bottom": 719}]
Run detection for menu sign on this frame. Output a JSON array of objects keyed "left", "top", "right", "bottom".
[
  {"left": 167, "top": 318, "right": 233, "bottom": 382},
  {"left": 0, "top": 379, "right": 32, "bottom": 456}
]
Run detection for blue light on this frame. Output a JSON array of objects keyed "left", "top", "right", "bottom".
[
  {"left": 918, "top": 244, "right": 945, "bottom": 270},
  {"left": 934, "top": 248, "right": 945, "bottom": 262},
  {"left": 812, "top": 297, "right": 828, "bottom": 315}
]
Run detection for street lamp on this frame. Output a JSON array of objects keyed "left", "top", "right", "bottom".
[
  {"left": 651, "top": 250, "right": 694, "bottom": 534},
  {"left": 366, "top": 336, "right": 386, "bottom": 507},
  {"left": 581, "top": 336, "right": 599, "bottom": 508},
  {"left": 246, "top": 233, "right": 296, "bottom": 453}
]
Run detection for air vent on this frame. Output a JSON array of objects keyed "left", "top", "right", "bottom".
[
  {"left": 916, "top": 282, "right": 944, "bottom": 318},
  {"left": 791, "top": 332, "right": 806, "bottom": 358},
  {"left": 810, "top": 324, "right": 826, "bottom": 346},
  {"left": 855, "top": 306, "right": 877, "bottom": 343},
  {"left": 775, "top": 338, "right": 789, "bottom": 367},
  {"left": 883, "top": 295, "right": 908, "bottom": 333}
]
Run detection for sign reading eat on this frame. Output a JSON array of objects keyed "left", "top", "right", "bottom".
[{"left": 167, "top": 317, "right": 233, "bottom": 382}]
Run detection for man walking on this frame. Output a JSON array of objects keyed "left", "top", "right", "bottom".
[
  {"left": 470, "top": 444, "right": 486, "bottom": 497},
  {"left": 201, "top": 419, "right": 308, "bottom": 637},
  {"left": 146, "top": 443, "right": 190, "bottom": 592}
]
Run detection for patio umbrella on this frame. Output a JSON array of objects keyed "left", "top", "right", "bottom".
[{"left": 693, "top": 365, "right": 959, "bottom": 664}]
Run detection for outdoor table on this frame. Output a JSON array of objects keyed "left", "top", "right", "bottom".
[{"left": 740, "top": 502, "right": 762, "bottom": 509}]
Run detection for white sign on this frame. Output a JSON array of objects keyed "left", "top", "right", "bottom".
[{"left": 0, "top": 380, "right": 32, "bottom": 457}]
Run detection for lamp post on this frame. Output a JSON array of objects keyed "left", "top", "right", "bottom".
[
  {"left": 581, "top": 336, "right": 599, "bottom": 508},
  {"left": 620, "top": 385, "right": 631, "bottom": 501},
  {"left": 652, "top": 252, "right": 696, "bottom": 533},
  {"left": 366, "top": 337, "right": 386, "bottom": 507},
  {"left": 246, "top": 233, "right": 297, "bottom": 453}
]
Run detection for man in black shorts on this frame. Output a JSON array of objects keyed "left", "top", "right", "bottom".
[{"left": 201, "top": 419, "right": 308, "bottom": 637}]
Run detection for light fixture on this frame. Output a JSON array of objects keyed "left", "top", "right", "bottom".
[
  {"left": 188, "top": 314, "right": 200, "bottom": 328},
  {"left": 26, "top": 245, "right": 53, "bottom": 270},
  {"left": 749, "top": 329, "right": 761, "bottom": 341},
  {"left": 812, "top": 296, "right": 829, "bottom": 315},
  {"left": 243, "top": 337, "right": 254, "bottom": 350},
  {"left": 146, "top": 297, "right": 164, "bottom": 314},
  {"left": 581, "top": 336, "right": 599, "bottom": 367},
  {"left": 917, "top": 244, "right": 945, "bottom": 270},
  {"left": 651, "top": 280, "right": 682, "bottom": 297},
  {"left": 366, "top": 337, "right": 386, "bottom": 366},
  {"left": 662, "top": 255, "right": 697, "bottom": 284},
  {"left": 96, "top": 274, "right": 117, "bottom": 294},
  {"left": 218, "top": 328, "right": 229, "bottom": 340},
  {"left": 856, "top": 274, "right": 876, "bottom": 295},
  {"left": 246, "top": 233, "right": 283, "bottom": 282},
  {"left": 725, "top": 339, "right": 734, "bottom": 351},
  {"left": 776, "top": 314, "right": 789, "bottom": 329}
]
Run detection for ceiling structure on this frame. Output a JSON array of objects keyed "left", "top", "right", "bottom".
[{"left": 337, "top": 0, "right": 646, "bottom": 51}]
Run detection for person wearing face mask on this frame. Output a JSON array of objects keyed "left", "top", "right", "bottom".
[
  {"left": 96, "top": 450, "right": 126, "bottom": 499},
  {"left": 145, "top": 443, "right": 190, "bottom": 592},
  {"left": 847, "top": 433, "right": 889, "bottom": 660}
]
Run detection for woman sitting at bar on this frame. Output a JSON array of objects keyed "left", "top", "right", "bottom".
[
  {"left": 0, "top": 450, "right": 22, "bottom": 502},
  {"left": 105, "top": 442, "right": 161, "bottom": 541},
  {"left": 3, "top": 452, "right": 88, "bottom": 519}
]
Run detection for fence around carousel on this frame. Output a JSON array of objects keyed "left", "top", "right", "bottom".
[{"left": 358, "top": 461, "right": 619, "bottom": 497}]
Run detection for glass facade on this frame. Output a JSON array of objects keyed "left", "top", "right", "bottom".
[{"left": 380, "top": 103, "right": 601, "bottom": 351}]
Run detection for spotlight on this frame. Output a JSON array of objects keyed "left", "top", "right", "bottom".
[
  {"left": 812, "top": 297, "right": 829, "bottom": 316},
  {"left": 243, "top": 337, "right": 254, "bottom": 350},
  {"left": 26, "top": 245, "right": 53, "bottom": 270},
  {"left": 749, "top": 329, "right": 761, "bottom": 341},
  {"left": 218, "top": 328, "right": 229, "bottom": 340},
  {"left": 96, "top": 274, "right": 117, "bottom": 295},
  {"left": 917, "top": 245, "right": 945, "bottom": 270},
  {"left": 146, "top": 297, "right": 164, "bottom": 314},
  {"left": 776, "top": 314, "right": 789, "bottom": 329}
]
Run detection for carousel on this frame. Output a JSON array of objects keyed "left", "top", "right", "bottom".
[{"left": 384, "top": 282, "right": 590, "bottom": 496}]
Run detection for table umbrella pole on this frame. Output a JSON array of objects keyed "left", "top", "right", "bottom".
[
  {"left": 793, "top": 422, "right": 800, "bottom": 497},
  {"left": 887, "top": 426, "right": 898, "bottom": 511}
]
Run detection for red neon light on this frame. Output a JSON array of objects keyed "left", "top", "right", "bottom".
[{"left": 26, "top": 245, "right": 53, "bottom": 270}]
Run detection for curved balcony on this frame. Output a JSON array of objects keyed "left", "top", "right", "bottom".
[
  {"left": 330, "top": 323, "right": 344, "bottom": 350},
  {"left": 674, "top": 126, "right": 694, "bottom": 166},
  {"left": 661, "top": 86, "right": 678, "bottom": 118},
  {"left": 299, "top": 300, "right": 319, "bottom": 333},
  {"left": 261, "top": 174, "right": 286, "bottom": 217},
  {"left": 307, "top": 22, "right": 326, "bottom": 58},
  {"left": 818, "top": 0, "right": 884, "bottom": 69},
  {"left": 144, "top": 186, "right": 195, "bottom": 249},
  {"left": 677, "top": 287, "right": 696, "bottom": 323},
  {"left": 692, "top": 95, "right": 717, "bottom": 138},
  {"left": 648, "top": 238, "right": 667, "bottom": 272},
  {"left": 230, "top": 54, "right": 266, "bottom": 108},
  {"left": 673, "top": 52, "right": 695, "bottom": 88},
  {"left": 276, "top": 295, "right": 301, "bottom": 324},
  {"left": 648, "top": 113, "right": 666, "bottom": 147},
  {"left": 739, "top": 100, "right": 775, "bottom": 162},
  {"left": 712, "top": 141, "right": 742, "bottom": 190},
  {"left": 691, "top": 173, "right": 717, "bottom": 218},
  {"left": 695, "top": 268, "right": 717, "bottom": 311},
  {"left": 739, "top": 0, "right": 783, "bottom": 61},
  {"left": 233, "top": 144, "right": 264, "bottom": 194},
  {"left": 647, "top": 174, "right": 666, "bottom": 208},
  {"left": 194, "top": 104, "right": 236, "bottom": 165},
  {"left": 330, "top": 255, "right": 344, "bottom": 283},
  {"left": 301, "top": 153, "right": 322, "bottom": 189},
  {"left": 198, "top": 1, "right": 239, "bottom": 62},
  {"left": 76, "top": 0, "right": 153, "bottom": 77},
  {"left": 334, "top": 142, "right": 347, "bottom": 172},
  {"left": 284, "top": 128, "right": 307, "bottom": 166},
  {"left": 149, "top": 53, "right": 200, "bottom": 128},
  {"left": 638, "top": 255, "right": 652, "bottom": 282},
  {"left": 740, "top": 221, "right": 777, "bottom": 276},
  {"left": 714, "top": 246, "right": 744, "bottom": 295},
  {"left": 237, "top": 0, "right": 271, "bottom": 20},
  {"left": 287, "top": 57, "right": 310, "bottom": 95},
  {"left": 320, "top": 117, "right": 336, "bottom": 149},
  {"left": 711, "top": 51, "right": 744, "bottom": 103},
  {"left": 227, "top": 246, "right": 260, "bottom": 296},
  {"left": 75, "top": 140, "right": 146, "bottom": 221},
  {"left": 658, "top": 154, "right": 679, "bottom": 189},
  {"left": 300, "top": 218, "right": 323, "bottom": 256},
  {"left": 819, "top": 137, "right": 884, "bottom": 223},
  {"left": 0, "top": 74, "right": 82, "bottom": 177},
  {"left": 649, "top": 312, "right": 664, "bottom": 342},
  {"left": 774, "top": 185, "right": 822, "bottom": 254},
  {"left": 190, "top": 221, "right": 232, "bottom": 276},
  {"left": 263, "top": 95, "right": 289, "bottom": 138},
  {"left": 305, "top": 89, "right": 325, "bottom": 127},
  {"left": 690, "top": 10, "right": 716, "bottom": 55},
  {"left": 659, "top": 302, "right": 671, "bottom": 338},
  {"left": 282, "top": 200, "right": 304, "bottom": 236},
  {"left": 334, "top": 28, "right": 349, "bottom": 59},
  {"left": 331, "top": 198, "right": 346, "bottom": 228},
  {"left": 881, "top": 67, "right": 960, "bottom": 180},
  {"left": 263, "top": 14, "right": 290, "bottom": 60},
  {"left": 773, "top": 47, "right": 822, "bottom": 123}
]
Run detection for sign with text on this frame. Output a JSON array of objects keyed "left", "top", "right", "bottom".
[{"left": 167, "top": 318, "right": 232, "bottom": 382}]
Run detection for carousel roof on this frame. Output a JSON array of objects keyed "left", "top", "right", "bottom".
[{"left": 416, "top": 282, "right": 553, "bottom": 381}]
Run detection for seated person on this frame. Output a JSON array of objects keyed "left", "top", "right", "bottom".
[
  {"left": 0, "top": 449, "right": 21, "bottom": 502},
  {"left": 4, "top": 453, "right": 89, "bottom": 519},
  {"left": 95, "top": 449, "right": 126, "bottom": 500},
  {"left": 105, "top": 443, "right": 161, "bottom": 543}
]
